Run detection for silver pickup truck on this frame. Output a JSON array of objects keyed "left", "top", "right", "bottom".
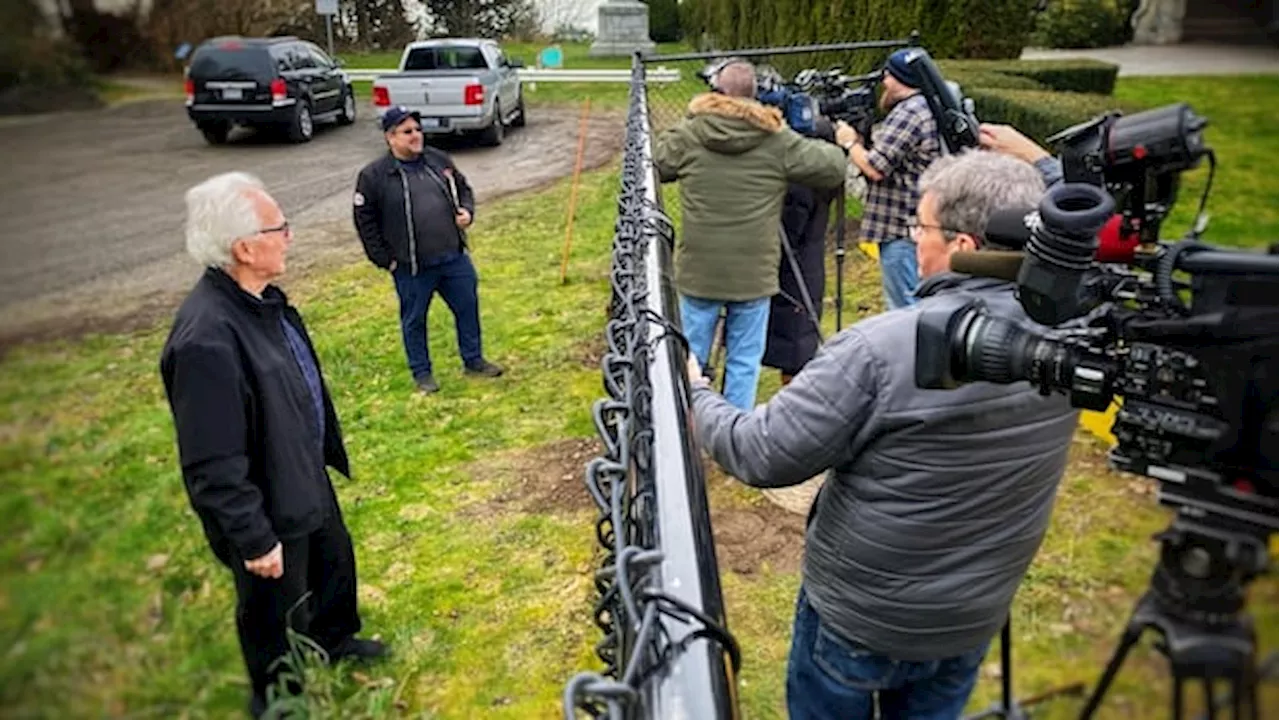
[{"left": 371, "top": 38, "right": 526, "bottom": 146}]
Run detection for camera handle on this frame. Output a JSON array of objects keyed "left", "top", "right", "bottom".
[
  {"left": 1078, "top": 588, "right": 1261, "bottom": 720},
  {"left": 963, "top": 617, "right": 1086, "bottom": 720}
]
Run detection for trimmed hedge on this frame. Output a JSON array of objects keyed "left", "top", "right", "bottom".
[
  {"left": 967, "top": 87, "right": 1140, "bottom": 144},
  {"left": 681, "top": 0, "right": 1040, "bottom": 63},
  {"left": 939, "top": 58, "right": 1119, "bottom": 95},
  {"left": 945, "top": 69, "right": 1048, "bottom": 92}
]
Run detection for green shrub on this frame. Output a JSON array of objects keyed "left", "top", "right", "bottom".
[
  {"left": 647, "top": 0, "right": 682, "bottom": 43},
  {"left": 945, "top": 69, "right": 1047, "bottom": 92},
  {"left": 686, "top": 0, "right": 1040, "bottom": 63},
  {"left": 968, "top": 87, "right": 1139, "bottom": 144},
  {"left": 940, "top": 58, "right": 1119, "bottom": 95},
  {"left": 1030, "top": 0, "right": 1134, "bottom": 49}
]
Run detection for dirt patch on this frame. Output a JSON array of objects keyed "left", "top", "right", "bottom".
[
  {"left": 705, "top": 465, "right": 808, "bottom": 576},
  {"left": 572, "top": 334, "right": 607, "bottom": 369},
  {"left": 463, "top": 437, "right": 603, "bottom": 517},
  {"left": 0, "top": 100, "right": 623, "bottom": 352},
  {"left": 461, "top": 438, "right": 807, "bottom": 574}
]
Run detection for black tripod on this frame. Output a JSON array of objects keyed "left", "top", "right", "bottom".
[
  {"left": 963, "top": 618, "right": 1085, "bottom": 720},
  {"left": 1077, "top": 522, "right": 1272, "bottom": 720}
]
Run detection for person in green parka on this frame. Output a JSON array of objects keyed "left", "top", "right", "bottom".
[{"left": 654, "top": 59, "right": 851, "bottom": 409}]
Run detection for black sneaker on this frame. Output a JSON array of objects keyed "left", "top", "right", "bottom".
[
  {"left": 464, "top": 360, "right": 504, "bottom": 378},
  {"left": 415, "top": 374, "right": 440, "bottom": 394},
  {"left": 327, "top": 636, "right": 388, "bottom": 664}
]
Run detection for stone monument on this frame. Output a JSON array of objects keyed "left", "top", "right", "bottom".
[
  {"left": 1131, "top": 0, "right": 1187, "bottom": 45},
  {"left": 589, "top": 0, "right": 657, "bottom": 57}
]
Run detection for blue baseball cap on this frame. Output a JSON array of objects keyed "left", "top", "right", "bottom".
[
  {"left": 884, "top": 49, "right": 924, "bottom": 89},
  {"left": 381, "top": 105, "right": 421, "bottom": 132}
]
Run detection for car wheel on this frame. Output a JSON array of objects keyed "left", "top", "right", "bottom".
[
  {"left": 288, "top": 102, "right": 314, "bottom": 143},
  {"left": 199, "top": 122, "right": 230, "bottom": 145},
  {"left": 338, "top": 90, "right": 356, "bottom": 126},
  {"left": 512, "top": 90, "right": 526, "bottom": 128},
  {"left": 481, "top": 101, "right": 504, "bottom": 147}
]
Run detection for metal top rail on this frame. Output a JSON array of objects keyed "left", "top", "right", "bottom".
[
  {"left": 562, "top": 56, "right": 740, "bottom": 720},
  {"left": 641, "top": 33, "right": 919, "bottom": 64}
]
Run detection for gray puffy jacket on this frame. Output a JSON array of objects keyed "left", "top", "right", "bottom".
[{"left": 691, "top": 272, "right": 1080, "bottom": 660}]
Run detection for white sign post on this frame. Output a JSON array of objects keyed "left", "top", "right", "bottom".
[{"left": 315, "top": 0, "right": 338, "bottom": 57}]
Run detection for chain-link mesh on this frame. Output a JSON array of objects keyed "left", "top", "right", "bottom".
[
  {"left": 642, "top": 40, "right": 916, "bottom": 135},
  {"left": 562, "top": 60, "right": 741, "bottom": 720}
]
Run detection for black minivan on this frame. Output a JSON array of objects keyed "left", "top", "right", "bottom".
[{"left": 185, "top": 36, "right": 356, "bottom": 144}]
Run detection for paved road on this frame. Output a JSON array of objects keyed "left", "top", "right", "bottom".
[{"left": 0, "top": 99, "right": 621, "bottom": 347}]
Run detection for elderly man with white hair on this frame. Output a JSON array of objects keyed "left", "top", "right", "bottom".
[{"left": 159, "top": 172, "right": 385, "bottom": 718}]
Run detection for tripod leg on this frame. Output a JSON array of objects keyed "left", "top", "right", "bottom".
[
  {"left": 834, "top": 192, "right": 846, "bottom": 330},
  {"left": 1172, "top": 673, "right": 1184, "bottom": 720},
  {"left": 1001, "top": 619, "right": 1014, "bottom": 716},
  {"left": 1079, "top": 623, "right": 1146, "bottom": 719}
]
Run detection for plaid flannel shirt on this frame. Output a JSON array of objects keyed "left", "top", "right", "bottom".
[{"left": 859, "top": 93, "right": 941, "bottom": 243}]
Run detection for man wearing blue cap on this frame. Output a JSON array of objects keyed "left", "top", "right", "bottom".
[
  {"left": 353, "top": 106, "right": 504, "bottom": 394},
  {"left": 840, "top": 48, "right": 942, "bottom": 310}
]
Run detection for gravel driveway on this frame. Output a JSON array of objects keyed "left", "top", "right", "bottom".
[{"left": 0, "top": 99, "right": 621, "bottom": 348}]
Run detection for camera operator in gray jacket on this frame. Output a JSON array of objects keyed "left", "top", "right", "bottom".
[{"left": 686, "top": 150, "right": 1080, "bottom": 719}]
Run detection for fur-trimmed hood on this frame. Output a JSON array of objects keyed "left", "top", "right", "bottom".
[{"left": 684, "top": 92, "right": 783, "bottom": 155}]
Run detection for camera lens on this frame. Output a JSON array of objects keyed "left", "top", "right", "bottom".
[{"left": 960, "top": 313, "right": 1059, "bottom": 386}]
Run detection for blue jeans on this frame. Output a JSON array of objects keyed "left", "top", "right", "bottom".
[
  {"left": 879, "top": 238, "right": 919, "bottom": 310},
  {"left": 391, "top": 253, "right": 483, "bottom": 379},
  {"left": 679, "top": 294, "right": 770, "bottom": 410},
  {"left": 787, "top": 588, "right": 989, "bottom": 720}
]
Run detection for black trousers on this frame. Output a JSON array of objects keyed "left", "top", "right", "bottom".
[{"left": 216, "top": 507, "right": 362, "bottom": 702}]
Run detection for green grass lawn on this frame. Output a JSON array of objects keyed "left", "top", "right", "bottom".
[
  {"left": 1113, "top": 74, "right": 1278, "bottom": 248},
  {"left": 2, "top": 74, "right": 1276, "bottom": 718}
]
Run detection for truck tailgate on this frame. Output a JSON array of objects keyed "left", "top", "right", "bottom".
[{"left": 376, "top": 71, "right": 485, "bottom": 124}]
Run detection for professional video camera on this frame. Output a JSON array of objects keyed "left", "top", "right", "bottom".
[
  {"left": 696, "top": 58, "right": 818, "bottom": 135},
  {"left": 914, "top": 103, "right": 1278, "bottom": 719},
  {"left": 793, "top": 66, "right": 878, "bottom": 141}
]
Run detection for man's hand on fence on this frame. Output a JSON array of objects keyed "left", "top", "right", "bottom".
[{"left": 687, "top": 354, "right": 710, "bottom": 390}]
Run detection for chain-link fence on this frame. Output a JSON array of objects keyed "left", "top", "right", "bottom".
[{"left": 562, "top": 59, "right": 740, "bottom": 720}]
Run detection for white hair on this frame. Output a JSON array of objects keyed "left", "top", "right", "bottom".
[{"left": 184, "top": 171, "right": 267, "bottom": 267}]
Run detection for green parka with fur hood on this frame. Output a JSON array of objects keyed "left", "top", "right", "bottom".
[{"left": 653, "top": 92, "right": 849, "bottom": 301}]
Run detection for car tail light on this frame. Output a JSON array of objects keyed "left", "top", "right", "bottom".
[
  {"left": 184, "top": 78, "right": 194, "bottom": 104},
  {"left": 270, "top": 78, "right": 287, "bottom": 103},
  {"left": 464, "top": 83, "right": 484, "bottom": 106},
  {"left": 372, "top": 85, "right": 390, "bottom": 107}
]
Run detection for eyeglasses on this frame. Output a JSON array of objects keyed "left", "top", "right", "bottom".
[
  {"left": 256, "top": 221, "right": 291, "bottom": 237},
  {"left": 397, "top": 126, "right": 422, "bottom": 136},
  {"left": 909, "top": 222, "right": 984, "bottom": 245},
  {"left": 909, "top": 222, "right": 960, "bottom": 238}
]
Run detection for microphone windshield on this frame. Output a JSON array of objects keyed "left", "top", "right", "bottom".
[{"left": 950, "top": 251, "right": 1024, "bottom": 282}]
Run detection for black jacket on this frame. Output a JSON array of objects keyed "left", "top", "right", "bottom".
[
  {"left": 353, "top": 148, "right": 477, "bottom": 275},
  {"left": 159, "top": 268, "right": 351, "bottom": 562}
]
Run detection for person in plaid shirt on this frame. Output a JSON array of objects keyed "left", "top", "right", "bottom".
[{"left": 840, "top": 49, "right": 942, "bottom": 309}]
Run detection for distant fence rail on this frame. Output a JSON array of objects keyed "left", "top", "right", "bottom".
[{"left": 345, "top": 67, "right": 683, "bottom": 83}]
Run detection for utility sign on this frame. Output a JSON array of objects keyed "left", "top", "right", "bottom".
[{"left": 315, "top": 0, "right": 337, "bottom": 15}]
